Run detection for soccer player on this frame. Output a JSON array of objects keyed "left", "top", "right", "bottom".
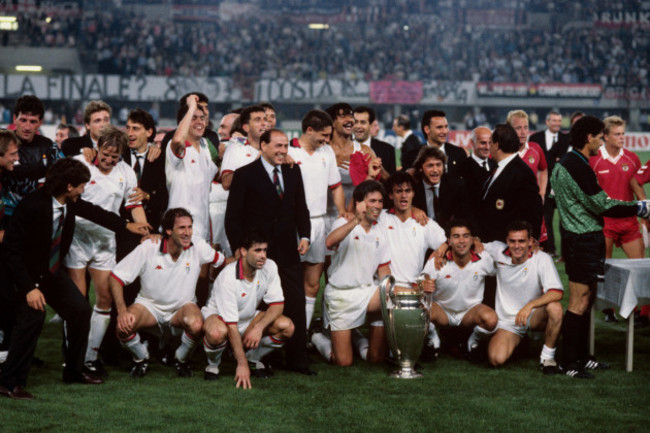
[
  {"left": 551, "top": 115, "right": 650, "bottom": 378},
  {"left": 485, "top": 220, "right": 564, "bottom": 374},
  {"left": 422, "top": 220, "right": 497, "bottom": 354},
  {"left": 110, "top": 208, "right": 226, "bottom": 378},
  {"left": 311, "top": 180, "right": 391, "bottom": 366},
  {"left": 261, "top": 102, "right": 277, "bottom": 130},
  {"left": 288, "top": 109, "right": 345, "bottom": 332},
  {"left": 507, "top": 110, "right": 548, "bottom": 201},
  {"left": 63, "top": 126, "right": 149, "bottom": 375},
  {"left": 201, "top": 231, "right": 294, "bottom": 387}
]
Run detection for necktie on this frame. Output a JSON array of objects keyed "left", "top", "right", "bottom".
[
  {"left": 273, "top": 167, "right": 283, "bottom": 199},
  {"left": 49, "top": 210, "right": 64, "bottom": 274},
  {"left": 133, "top": 152, "right": 143, "bottom": 182},
  {"left": 431, "top": 186, "right": 440, "bottom": 219},
  {"left": 482, "top": 160, "right": 488, "bottom": 171}
]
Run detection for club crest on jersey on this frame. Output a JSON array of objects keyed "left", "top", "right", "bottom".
[
  {"left": 185, "top": 262, "right": 190, "bottom": 273},
  {"left": 528, "top": 156, "right": 535, "bottom": 164},
  {"left": 473, "top": 272, "right": 478, "bottom": 281},
  {"left": 412, "top": 227, "right": 416, "bottom": 237},
  {"left": 322, "top": 158, "right": 326, "bottom": 167},
  {"left": 119, "top": 178, "right": 124, "bottom": 188},
  {"left": 523, "top": 267, "right": 528, "bottom": 277},
  {"left": 496, "top": 199, "right": 504, "bottom": 210},
  {"left": 622, "top": 164, "right": 629, "bottom": 172},
  {"left": 375, "top": 237, "right": 379, "bottom": 248}
]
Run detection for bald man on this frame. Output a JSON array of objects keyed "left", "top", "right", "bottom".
[{"left": 460, "top": 126, "right": 497, "bottom": 209}]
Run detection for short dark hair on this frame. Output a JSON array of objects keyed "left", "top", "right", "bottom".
[
  {"left": 45, "top": 158, "right": 91, "bottom": 196},
  {"left": 325, "top": 103, "right": 353, "bottom": 120},
  {"left": 506, "top": 220, "right": 533, "bottom": 239},
  {"left": 570, "top": 115, "right": 604, "bottom": 150},
  {"left": 491, "top": 124, "right": 519, "bottom": 153},
  {"left": 241, "top": 229, "right": 268, "bottom": 250},
  {"left": 352, "top": 180, "right": 385, "bottom": 205},
  {"left": 260, "top": 128, "right": 285, "bottom": 146},
  {"left": 301, "top": 109, "right": 333, "bottom": 133},
  {"left": 414, "top": 146, "right": 447, "bottom": 173},
  {"left": 176, "top": 104, "right": 206, "bottom": 125},
  {"left": 83, "top": 100, "right": 112, "bottom": 125},
  {"left": 394, "top": 114, "right": 410, "bottom": 130},
  {"left": 161, "top": 208, "right": 193, "bottom": 238},
  {"left": 179, "top": 92, "right": 209, "bottom": 106},
  {"left": 259, "top": 102, "right": 276, "bottom": 113},
  {"left": 386, "top": 171, "right": 416, "bottom": 196},
  {"left": 14, "top": 95, "right": 45, "bottom": 119},
  {"left": 421, "top": 110, "right": 446, "bottom": 136},
  {"left": 97, "top": 125, "right": 127, "bottom": 154},
  {"left": 0, "top": 130, "right": 18, "bottom": 156},
  {"left": 354, "top": 106, "right": 376, "bottom": 124},
  {"left": 448, "top": 218, "right": 474, "bottom": 237},
  {"left": 240, "top": 105, "right": 265, "bottom": 126},
  {"left": 128, "top": 109, "right": 157, "bottom": 143},
  {"left": 570, "top": 111, "right": 585, "bottom": 124},
  {"left": 230, "top": 115, "right": 246, "bottom": 136},
  {"left": 57, "top": 123, "right": 79, "bottom": 138}
]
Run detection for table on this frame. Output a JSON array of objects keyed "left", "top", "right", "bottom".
[{"left": 590, "top": 258, "right": 650, "bottom": 372}]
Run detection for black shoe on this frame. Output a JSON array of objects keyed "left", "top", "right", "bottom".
[
  {"left": 582, "top": 356, "right": 610, "bottom": 370},
  {"left": 204, "top": 368, "right": 220, "bottom": 381},
  {"left": 0, "top": 385, "right": 34, "bottom": 400},
  {"left": 174, "top": 359, "right": 194, "bottom": 378},
  {"left": 130, "top": 359, "right": 149, "bottom": 378},
  {"left": 562, "top": 363, "right": 594, "bottom": 379},
  {"left": 63, "top": 371, "right": 104, "bottom": 385},
  {"left": 540, "top": 359, "right": 560, "bottom": 375},
  {"left": 84, "top": 359, "right": 108, "bottom": 378},
  {"left": 603, "top": 309, "right": 618, "bottom": 322},
  {"left": 420, "top": 343, "right": 440, "bottom": 362},
  {"left": 249, "top": 361, "right": 274, "bottom": 378}
]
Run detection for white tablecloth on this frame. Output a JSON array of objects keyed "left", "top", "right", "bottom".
[{"left": 597, "top": 258, "right": 650, "bottom": 318}]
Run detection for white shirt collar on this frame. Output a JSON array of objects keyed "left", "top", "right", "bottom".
[
  {"left": 471, "top": 153, "right": 488, "bottom": 166},
  {"left": 599, "top": 145, "right": 623, "bottom": 163},
  {"left": 498, "top": 152, "right": 519, "bottom": 169}
]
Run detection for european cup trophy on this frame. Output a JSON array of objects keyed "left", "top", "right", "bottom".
[{"left": 379, "top": 274, "right": 431, "bottom": 378}]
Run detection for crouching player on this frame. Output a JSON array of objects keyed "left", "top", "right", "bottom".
[
  {"left": 485, "top": 220, "right": 564, "bottom": 374},
  {"left": 201, "top": 231, "right": 294, "bottom": 388},
  {"left": 110, "top": 208, "right": 225, "bottom": 378},
  {"left": 311, "top": 180, "right": 391, "bottom": 366}
]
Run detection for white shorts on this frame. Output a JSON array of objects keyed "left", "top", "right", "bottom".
[
  {"left": 209, "top": 183, "right": 230, "bottom": 255},
  {"left": 201, "top": 306, "right": 260, "bottom": 335},
  {"left": 496, "top": 314, "right": 535, "bottom": 338},
  {"left": 136, "top": 298, "right": 194, "bottom": 337},
  {"left": 436, "top": 302, "right": 480, "bottom": 327},
  {"left": 323, "top": 283, "right": 377, "bottom": 331},
  {"left": 64, "top": 229, "right": 116, "bottom": 270},
  {"left": 301, "top": 216, "right": 327, "bottom": 264},
  {"left": 324, "top": 213, "right": 337, "bottom": 257}
]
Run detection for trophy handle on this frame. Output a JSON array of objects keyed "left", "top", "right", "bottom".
[
  {"left": 416, "top": 272, "right": 432, "bottom": 310},
  {"left": 378, "top": 275, "right": 398, "bottom": 357}
]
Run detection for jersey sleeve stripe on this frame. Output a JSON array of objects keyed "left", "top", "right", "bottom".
[
  {"left": 221, "top": 169, "right": 233, "bottom": 175},
  {"left": 110, "top": 272, "right": 125, "bottom": 287},
  {"left": 267, "top": 301, "right": 285, "bottom": 306},
  {"left": 329, "top": 182, "right": 342, "bottom": 190},
  {"left": 548, "top": 288, "right": 564, "bottom": 295},
  {"left": 378, "top": 261, "right": 391, "bottom": 268},
  {"left": 124, "top": 204, "right": 143, "bottom": 210}
]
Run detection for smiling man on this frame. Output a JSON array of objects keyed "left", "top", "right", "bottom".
[
  {"left": 226, "top": 128, "right": 313, "bottom": 375},
  {"left": 419, "top": 110, "right": 467, "bottom": 178},
  {"left": 460, "top": 126, "right": 497, "bottom": 208},
  {"left": 61, "top": 100, "right": 112, "bottom": 156}
]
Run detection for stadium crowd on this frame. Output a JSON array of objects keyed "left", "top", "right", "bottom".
[{"left": 0, "top": 91, "right": 649, "bottom": 400}]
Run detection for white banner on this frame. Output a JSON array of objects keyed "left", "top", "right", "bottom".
[{"left": 255, "top": 79, "right": 369, "bottom": 103}]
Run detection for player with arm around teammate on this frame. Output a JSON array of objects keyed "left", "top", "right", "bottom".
[
  {"left": 201, "top": 231, "right": 294, "bottom": 388},
  {"left": 484, "top": 220, "right": 563, "bottom": 374}
]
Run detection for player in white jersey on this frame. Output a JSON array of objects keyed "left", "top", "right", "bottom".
[
  {"left": 288, "top": 109, "right": 346, "bottom": 332},
  {"left": 63, "top": 126, "right": 150, "bottom": 375},
  {"left": 483, "top": 220, "right": 563, "bottom": 374},
  {"left": 422, "top": 220, "right": 498, "bottom": 355},
  {"left": 311, "top": 180, "right": 391, "bottom": 366},
  {"left": 201, "top": 230, "right": 294, "bottom": 388},
  {"left": 211, "top": 105, "right": 266, "bottom": 256},
  {"left": 110, "top": 208, "right": 226, "bottom": 378}
]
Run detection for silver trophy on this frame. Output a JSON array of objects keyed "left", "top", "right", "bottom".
[{"left": 379, "top": 274, "right": 431, "bottom": 378}]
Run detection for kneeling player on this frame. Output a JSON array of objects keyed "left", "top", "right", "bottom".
[
  {"left": 311, "top": 180, "right": 391, "bottom": 366},
  {"left": 422, "top": 220, "right": 498, "bottom": 354},
  {"left": 201, "top": 231, "right": 294, "bottom": 388},
  {"left": 485, "top": 220, "right": 563, "bottom": 373},
  {"left": 110, "top": 208, "right": 225, "bottom": 378}
]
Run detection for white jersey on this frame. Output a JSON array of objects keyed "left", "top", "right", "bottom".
[
  {"left": 484, "top": 242, "right": 563, "bottom": 323},
  {"left": 220, "top": 138, "right": 259, "bottom": 177},
  {"left": 288, "top": 144, "right": 341, "bottom": 217},
  {"left": 327, "top": 217, "right": 391, "bottom": 289},
  {"left": 205, "top": 258, "right": 284, "bottom": 325},
  {"left": 73, "top": 155, "right": 140, "bottom": 239},
  {"left": 378, "top": 210, "right": 446, "bottom": 284},
  {"left": 422, "top": 251, "right": 496, "bottom": 313},
  {"left": 111, "top": 236, "right": 224, "bottom": 313},
  {"left": 165, "top": 138, "right": 218, "bottom": 241}
]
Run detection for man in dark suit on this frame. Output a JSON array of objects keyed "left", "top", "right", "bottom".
[
  {"left": 529, "top": 110, "right": 570, "bottom": 256},
  {"left": 61, "top": 100, "right": 112, "bottom": 157},
  {"left": 225, "top": 128, "right": 314, "bottom": 375},
  {"left": 393, "top": 114, "right": 422, "bottom": 170},
  {"left": 412, "top": 146, "right": 471, "bottom": 232},
  {"left": 353, "top": 106, "right": 396, "bottom": 177},
  {"left": 0, "top": 158, "right": 150, "bottom": 400},
  {"left": 478, "top": 124, "right": 543, "bottom": 243},
  {"left": 460, "top": 126, "right": 497, "bottom": 209},
  {"left": 420, "top": 110, "right": 467, "bottom": 178}
]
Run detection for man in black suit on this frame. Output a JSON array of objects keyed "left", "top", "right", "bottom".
[
  {"left": 412, "top": 146, "right": 471, "bottom": 232},
  {"left": 61, "top": 100, "right": 112, "bottom": 157},
  {"left": 529, "top": 110, "right": 570, "bottom": 255},
  {"left": 460, "top": 126, "right": 497, "bottom": 209},
  {"left": 225, "top": 129, "right": 314, "bottom": 375},
  {"left": 420, "top": 110, "right": 467, "bottom": 178},
  {"left": 478, "top": 124, "right": 543, "bottom": 243},
  {"left": 392, "top": 114, "right": 422, "bottom": 170},
  {"left": 353, "top": 106, "right": 396, "bottom": 178},
  {"left": 0, "top": 158, "right": 150, "bottom": 400}
]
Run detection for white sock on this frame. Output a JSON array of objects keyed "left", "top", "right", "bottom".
[
  {"left": 540, "top": 344, "right": 556, "bottom": 362},
  {"left": 246, "top": 335, "right": 285, "bottom": 364},
  {"left": 351, "top": 329, "right": 369, "bottom": 361},
  {"left": 305, "top": 296, "right": 316, "bottom": 330},
  {"left": 370, "top": 319, "right": 383, "bottom": 327},
  {"left": 427, "top": 323, "right": 441, "bottom": 349},
  {"left": 311, "top": 332, "right": 332, "bottom": 362},
  {"left": 468, "top": 326, "right": 493, "bottom": 351},
  {"left": 85, "top": 307, "right": 111, "bottom": 363},
  {"left": 121, "top": 333, "right": 149, "bottom": 362},
  {"left": 204, "top": 338, "right": 227, "bottom": 373},
  {"left": 175, "top": 331, "right": 199, "bottom": 362}
]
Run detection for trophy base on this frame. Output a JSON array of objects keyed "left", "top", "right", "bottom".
[{"left": 389, "top": 368, "right": 423, "bottom": 379}]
